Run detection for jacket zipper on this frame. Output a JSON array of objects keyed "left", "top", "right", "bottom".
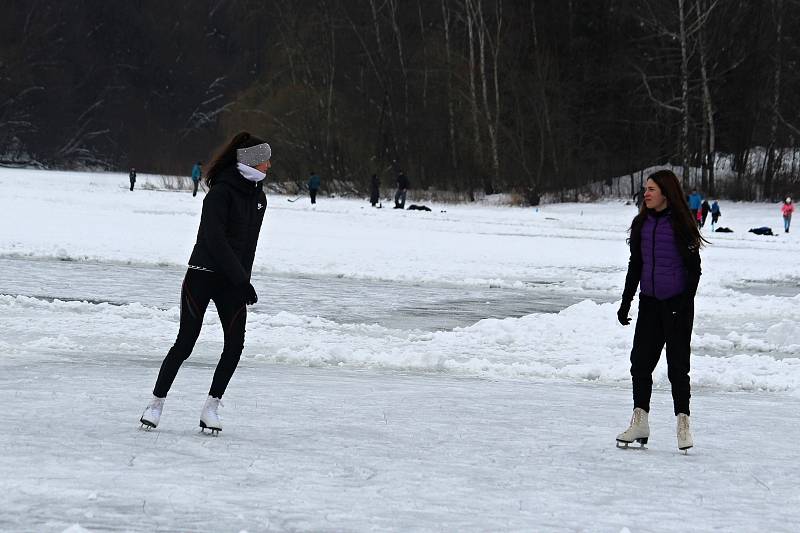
[
  {"left": 248, "top": 189, "right": 256, "bottom": 259},
  {"left": 651, "top": 217, "right": 659, "bottom": 295}
]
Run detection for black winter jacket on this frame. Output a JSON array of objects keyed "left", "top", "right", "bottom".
[{"left": 188, "top": 164, "right": 267, "bottom": 286}]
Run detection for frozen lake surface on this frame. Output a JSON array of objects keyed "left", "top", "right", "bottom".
[
  {"left": 3, "top": 359, "right": 800, "bottom": 532},
  {"left": 2, "top": 168, "right": 800, "bottom": 531},
  {"left": 0, "top": 256, "right": 614, "bottom": 332}
]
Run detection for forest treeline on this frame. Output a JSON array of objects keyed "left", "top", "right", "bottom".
[{"left": 2, "top": 0, "right": 799, "bottom": 201}]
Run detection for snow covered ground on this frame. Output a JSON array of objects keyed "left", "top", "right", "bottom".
[{"left": 1, "top": 167, "right": 799, "bottom": 532}]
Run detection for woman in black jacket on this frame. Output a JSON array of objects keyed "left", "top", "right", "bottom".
[{"left": 140, "top": 132, "right": 271, "bottom": 434}]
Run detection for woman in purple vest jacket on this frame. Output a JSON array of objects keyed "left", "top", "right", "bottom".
[{"left": 615, "top": 170, "right": 707, "bottom": 453}]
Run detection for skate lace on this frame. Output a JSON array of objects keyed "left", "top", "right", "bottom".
[
  {"left": 677, "top": 415, "right": 690, "bottom": 438},
  {"left": 208, "top": 398, "right": 223, "bottom": 415}
]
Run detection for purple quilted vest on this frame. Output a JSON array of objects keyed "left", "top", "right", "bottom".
[{"left": 639, "top": 211, "right": 687, "bottom": 300}]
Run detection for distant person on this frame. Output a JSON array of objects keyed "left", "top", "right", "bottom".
[
  {"left": 129, "top": 168, "right": 137, "bottom": 191},
  {"left": 633, "top": 186, "right": 644, "bottom": 209},
  {"left": 710, "top": 200, "right": 721, "bottom": 230},
  {"left": 308, "top": 172, "right": 321, "bottom": 205},
  {"left": 700, "top": 199, "right": 710, "bottom": 228},
  {"left": 688, "top": 189, "right": 702, "bottom": 222},
  {"left": 191, "top": 161, "right": 203, "bottom": 197},
  {"left": 782, "top": 197, "right": 794, "bottom": 233},
  {"left": 615, "top": 169, "right": 706, "bottom": 454},
  {"left": 394, "top": 172, "right": 410, "bottom": 209},
  {"left": 370, "top": 174, "right": 380, "bottom": 207},
  {"left": 139, "top": 132, "right": 271, "bottom": 435}
]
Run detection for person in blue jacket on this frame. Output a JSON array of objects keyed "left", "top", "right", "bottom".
[
  {"left": 688, "top": 189, "right": 702, "bottom": 224},
  {"left": 308, "top": 172, "right": 321, "bottom": 205},
  {"left": 710, "top": 200, "right": 721, "bottom": 230},
  {"left": 191, "top": 161, "right": 202, "bottom": 197}
]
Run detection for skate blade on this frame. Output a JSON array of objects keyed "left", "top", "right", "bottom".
[
  {"left": 199, "top": 420, "right": 221, "bottom": 436},
  {"left": 616, "top": 437, "right": 648, "bottom": 449},
  {"left": 679, "top": 445, "right": 693, "bottom": 454},
  {"left": 139, "top": 418, "right": 156, "bottom": 429}
]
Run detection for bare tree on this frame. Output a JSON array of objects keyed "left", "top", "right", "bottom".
[
  {"left": 471, "top": 0, "right": 502, "bottom": 190},
  {"left": 763, "top": 0, "right": 784, "bottom": 200},
  {"left": 441, "top": 0, "right": 459, "bottom": 171}
]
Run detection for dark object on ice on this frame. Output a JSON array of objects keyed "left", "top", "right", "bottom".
[
  {"left": 748, "top": 227, "right": 774, "bottom": 236},
  {"left": 714, "top": 227, "right": 733, "bottom": 233},
  {"left": 370, "top": 174, "right": 380, "bottom": 207},
  {"left": 129, "top": 168, "right": 137, "bottom": 191},
  {"left": 394, "top": 172, "right": 410, "bottom": 208},
  {"left": 308, "top": 172, "right": 321, "bottom": 204},
  {"left": 407, "top": 204, "right": 431, "bottom": 211}
]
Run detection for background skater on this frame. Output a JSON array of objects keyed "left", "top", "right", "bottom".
[
  {"left": 394, "top": 171, "right": 409, "bottom": 209},
  {"left": 308, "top": 171, "right": 321, "bottom": 205},
  {"left": 140, "top": 132, "right": 271, "bottom": 435},
  {"left": 616, "top": 170, "right": 706, "bottom": 453},
  {"left": 191, "top": 161, "right": 202, "bottom": 197},
  {"left": 370, "top": 174, "right": 380, "bottom": 207},
  {"left": 710, "top": 200, "right": 721, "bottom": 230},
  {"left": 782, "top": 197, "right": 794, "bottom": 233}
]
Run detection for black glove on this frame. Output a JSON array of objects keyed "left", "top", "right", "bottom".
[
  {"left": 617, "top": 301, "right": 631, "bottom": 326},
  {"left": 239, "top": 282, "right": 258, "bottom": 305}
]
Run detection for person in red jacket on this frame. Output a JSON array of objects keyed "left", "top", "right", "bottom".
[
  {"left": 139, "top": 132, "right": 271, "bottom": 435},
  {"left": 782, "top": 197, "right": 794, "bottom": 233}
]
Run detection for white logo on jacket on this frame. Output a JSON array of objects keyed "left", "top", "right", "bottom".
[{"left": 257, "top": 203, "right": 264, "bottom": 210}]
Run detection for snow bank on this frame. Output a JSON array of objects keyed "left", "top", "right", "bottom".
[{"left": 3, "top": 293, "right": 799, "bottom": 395}]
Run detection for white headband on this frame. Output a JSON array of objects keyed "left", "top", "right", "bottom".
[{"left": 237, "top": 142, "right": 271, "bottom": 167}]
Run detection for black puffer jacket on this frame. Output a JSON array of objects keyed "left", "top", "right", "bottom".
[{"left": 188, "top": 164, "right": 267, "bottom": 286}]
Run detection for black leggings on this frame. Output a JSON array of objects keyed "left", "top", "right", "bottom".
[
  {"left": 153, "top": 269, "right": 247, "bottom": 399},
  {"left": 629, "top": 294, "right": 693, "bottom": 416}
]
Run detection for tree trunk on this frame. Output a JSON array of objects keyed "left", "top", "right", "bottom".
[
  {"left": 764, "top": 0, "right": 783, "bottom": 201},
  {"left": 474, "top": 0, "right": 500, "bottom": 193},
  {"left": 323, "top": 0, "right": 336, "bottom": 175},
  {"left": 530, "top": 1, "right": 559, "bottom": 186},
  {"left": 678, "top": 0, "right": 691, "bottom": 188},
  {"left": 388, "top": 0, "right": 410, "bottom": 157},
  {"left": 466, "top": 0, "right": 483, "bottom": 194},
  {"left": 441, "top": 0, "right": 458, "bottom": 174}
]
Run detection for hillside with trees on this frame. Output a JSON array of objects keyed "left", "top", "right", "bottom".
[{"left": 2, "top": 0, "right": 799, "bottom": 200}]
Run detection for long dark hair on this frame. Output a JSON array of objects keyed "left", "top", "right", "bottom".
[
  {"left": 204, "top": 131, "right": 266, "bottom": 188},
  {"left": 630, "top": 170, "right": 708, "bottom": 249}
]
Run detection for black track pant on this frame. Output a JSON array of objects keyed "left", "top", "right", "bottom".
[
  {"left": 153, "top": 269, "right": 247, "bottom": 399},
  {"left": 309, "top": 188, "right": 318, "bottom": 204},
  {"left": 630, "top": 294, "right": 693, "bottom": 416}
]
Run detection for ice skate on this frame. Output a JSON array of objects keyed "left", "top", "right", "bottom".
[
  {"left": 677, "top": 413, "right": 693, "bottom": 454},
  {"left": 139, "top": 396, "right": 165, "bottom": 429},
  {"left": 616, "top": 407, "right": 649, "bottom": 449},
  {"left": 199, "top": 395, "right": 223, "bottom": 436}
]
